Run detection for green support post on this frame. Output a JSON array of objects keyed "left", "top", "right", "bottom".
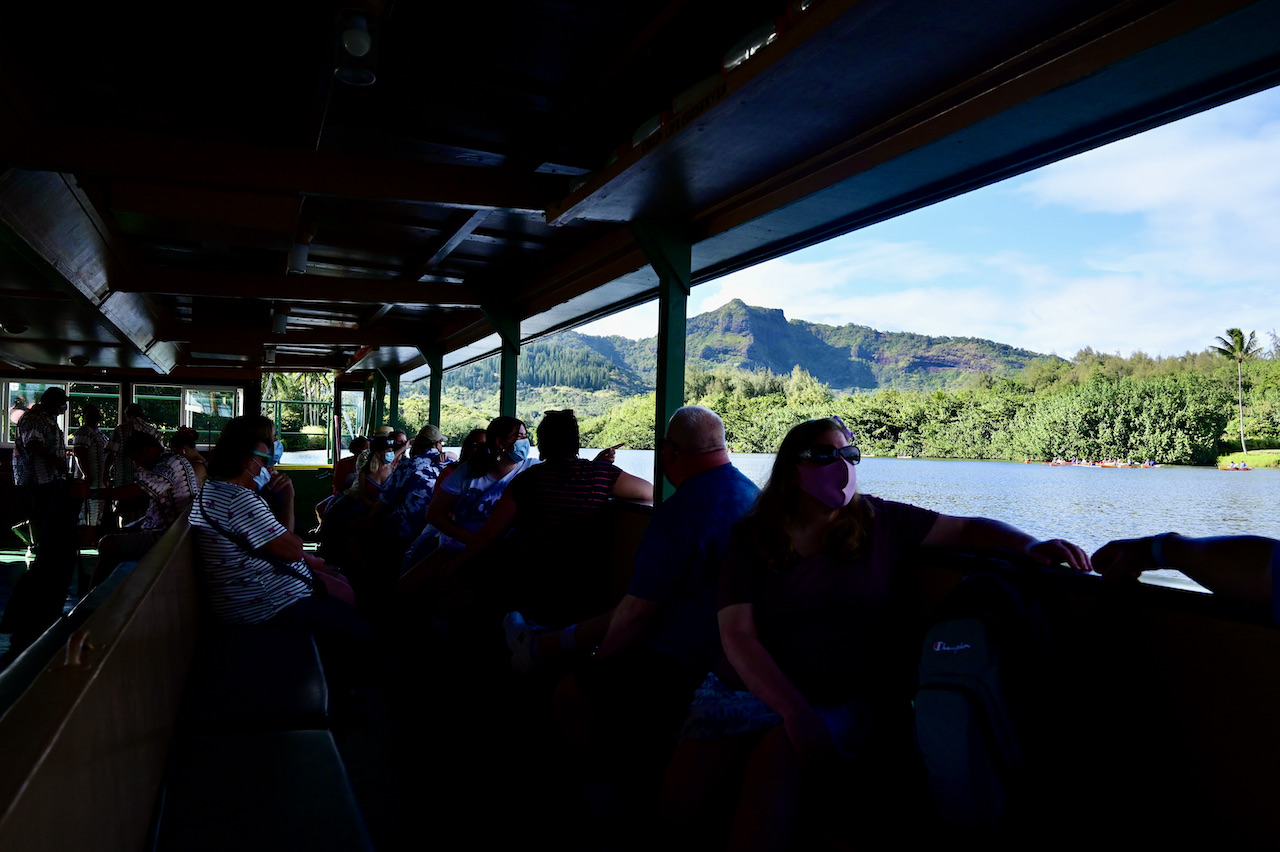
[
  {"left": 386, "top": 370, "right": 401, "bottom": 432},
  {"left": 426, "top": 348, "right": 443, "bottom": 428},
  {"left": 364, "top": 371, "right": 386, "bottom": 430},
  {"left": 631, "top": 221, "right": 692, "bottom": 504},
  {"left": 481, "top": 307, "right": 520, "bottom": 418}
]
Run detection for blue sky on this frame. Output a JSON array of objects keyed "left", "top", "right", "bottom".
[{"left": 580, "top": 85, "right": 1280, "bottom": 359}]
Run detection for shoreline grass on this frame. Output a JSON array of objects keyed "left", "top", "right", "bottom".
[{"left": 1216, "top": 449, "right": 1280, "bottom": 469}]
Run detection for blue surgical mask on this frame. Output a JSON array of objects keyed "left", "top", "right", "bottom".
[
  {"left": 271, "top": 440, "right": 284, "bottom": 465},
  {"left": 382, "top": 451, "right": 395, "bottom": 463},
  {"left": 507, "top": 438, "right": 531, "bottom": 463},
  {"left": 252, "top": 464, "right": 272, "bottom": 492}
]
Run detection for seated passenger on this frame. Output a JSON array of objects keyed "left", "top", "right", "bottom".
[
  {"left": 376, "top": 425, "right": 449, "bottom": 544},
  {"left": 91, "top": 432, "right": 200, "bottom": 584},
  {"left": 346, "top": 426, "right": 451, "bottom": 618},
  {"left": 504, "top": 406, "right": 756, "bottom": 830},
  {"left": 661, "top": 417, "right": 1092, "bottom": 850},
  {"left": 1093, "top": 533, "right": 1278, "bottom": 615},
  {"left": 332, "top": 436, "right": 369, "bottom": 497},
  {"left": 401, "top": 416, "right": 537, "bottom": 576},
  {"left": 318, "top": 435, "right": 397, "bottom": 558},
  {"left": 436, "top": 428, "right": 486, "bottom": 488},
  {"left": 189, "top": 417, "right": 369, "bottom": 678},
  {"left": 454, "top": 409, "right": 652, "bottom": 625},
  {"left": 168, "top": 426, "right": 208, "bottom": 487}
]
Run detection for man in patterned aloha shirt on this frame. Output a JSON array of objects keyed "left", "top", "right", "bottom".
[
  {"left": 104, "top": 403, "right": 160, "bottom": 522},
  {"left": 354, "top": 425, "right": 450, "bottom": 618},
  {"left": 1, "top": 387, "right": 82, "bottom": 652},
  {"left": 90, "top": 432, "right": 200, "bottom": 585}
]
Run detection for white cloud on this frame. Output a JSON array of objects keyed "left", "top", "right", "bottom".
[
  {"left": 575, "top": 89, "right": 1280, "bottom": 360},
  {"left": 1018, "top": 89, "right": 1280, "bottom": 284},
  {"left": 575, "top": 301, "right": 658, "bottom": 339}
]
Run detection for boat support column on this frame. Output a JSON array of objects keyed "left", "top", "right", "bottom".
[
  {"left": 419, "top": 345, "right": 444, "bottom": 428},
  {"left": 363, "top": 371, "right": 386, "bottom": 430},
  {"left": 632, "top": 221, "right": 691, "bottom": 504},
  {"left": 482, "top": 307, "right": 520, "bottom": 418},
  {"left": 384, "top": 369, "right": 401, "bottom": 432}
]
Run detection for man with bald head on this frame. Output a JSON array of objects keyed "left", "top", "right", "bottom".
[
  {"left": 533, "top": 406, "right": 759, "bottom": 809},
  {"left": 598, "top": 405, "right": 757, "bottom": 663}
]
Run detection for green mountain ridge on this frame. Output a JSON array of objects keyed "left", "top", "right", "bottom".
[
  {"left": 566, "top": 299, "right": 1055, "bottom": 392},
  {"left": 407, "top": 299, "right": 1058, "bottom": 404}
]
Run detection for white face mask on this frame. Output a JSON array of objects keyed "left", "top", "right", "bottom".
[{"left": 251, "top": 463, "right": 271, "bottom": 492}]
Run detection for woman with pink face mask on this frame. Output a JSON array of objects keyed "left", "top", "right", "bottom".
[{"left": 662, "top": 417, "right": 1092, "bottom": 851}]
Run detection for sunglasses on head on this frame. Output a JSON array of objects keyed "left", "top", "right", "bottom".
[{"left": 797, "top": 444, "right": 861, "bottom": 465}]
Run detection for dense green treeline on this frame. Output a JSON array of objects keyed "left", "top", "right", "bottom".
[
  {"left": 584, "top": 350, "right": 1269, "bottom": 464},
  {"left": 396, "top": 344, "right": 1280, "bottom": 465},
  {"left": 436, "top": 340, "right": 620, "bottom": 393}
]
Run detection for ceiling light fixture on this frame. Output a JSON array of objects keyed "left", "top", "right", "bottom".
[
  {"left": 342, "top": 14, "right": 372, "bottom": 57},
  {"left": 335, "top": 8, "right": 378, "bottom": 86}
]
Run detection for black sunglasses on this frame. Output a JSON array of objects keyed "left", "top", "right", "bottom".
[{"left": 797, "top": 444, "right": 860, "bottom": 465}]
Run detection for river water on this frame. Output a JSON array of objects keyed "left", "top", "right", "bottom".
[{"left": 601, "top": 450, "right": 1280, "bottom": 591}]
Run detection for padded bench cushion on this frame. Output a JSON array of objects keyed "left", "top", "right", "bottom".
[
  {"left": 179, "top": 624, "right": 329, "bottom": 732},
  {"left": 153, "top": 730, "right": 373, "bottom": 852}
]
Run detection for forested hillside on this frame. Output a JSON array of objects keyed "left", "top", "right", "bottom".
[
  {"left": 403, "top": 299, "right": 1055, "bottom": 410},
  {"left": 392, "top": 303, "right": 1280, "bottom": 465}
]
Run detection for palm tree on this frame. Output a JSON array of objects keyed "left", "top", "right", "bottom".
[{"left": 1212, "top": 328, "right": 1262, "bottom": 453}]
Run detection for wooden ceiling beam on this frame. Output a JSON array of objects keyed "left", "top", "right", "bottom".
[
  {"left": 3, "top": 126, "right": 565, "bottom": 213},
  {"left": 167, "top": 324, "right": 434, "bottom": 348},
  {"left": 119, "top": 268, "right": 479, "bottom": 306},
  {"left": 400, "top": 210, "right": 490, "bottom": 281}
]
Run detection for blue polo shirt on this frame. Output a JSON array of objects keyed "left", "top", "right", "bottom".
[{"left": 628, "top": 463, "right": 759, "bottom": 670}]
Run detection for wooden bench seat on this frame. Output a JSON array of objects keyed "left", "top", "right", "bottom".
[{"left": 0, "top": 517, "right": 371, "bottom": 851}]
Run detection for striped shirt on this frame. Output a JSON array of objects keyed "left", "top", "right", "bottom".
[
  {"left": 189, "top": 479, "right": 311, "bottom": 624},
  {"left": 136, "top": 452, "right": 200, "bottom": 531},
  {"left": 507, "top": 458, "right": 623, "bottom": 538}
]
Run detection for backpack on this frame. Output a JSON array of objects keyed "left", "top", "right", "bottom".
[{"left": 913, "top": 557, "right": 1054, "bottom": 830}]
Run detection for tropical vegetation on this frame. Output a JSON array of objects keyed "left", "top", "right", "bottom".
[
  {"left": 1211, "top": 328, "right": 1263, "bottom": 453},
  {"left": 265, "top": 304, "right": 1280, "bottom": 466}
]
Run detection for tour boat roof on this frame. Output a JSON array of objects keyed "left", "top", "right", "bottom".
[{"left": 2, "top": 0, "right": 1280, "bottom": 379}]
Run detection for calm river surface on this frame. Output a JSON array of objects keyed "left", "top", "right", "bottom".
[{"left": 598, "top": 450, "right": 1280, "bottom": 590}]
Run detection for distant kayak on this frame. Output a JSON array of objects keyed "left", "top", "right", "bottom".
[{"left": 1219, "top": 466, "right": 1252, "bottom": 471}]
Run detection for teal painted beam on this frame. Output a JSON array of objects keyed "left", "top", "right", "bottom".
[
  {"left": 414, "top": 343, "right": 446, "bottom": 429},
  {"left": 481, "top": 307, "right": 520, "bottom": 418},
  {"left": 427, "top": 349, "right": 443, "bottom": 428},
  {"left": 365, "top": 371, "right": 386, "bottom": 431},
  {"left": 632, "top": 221, "right": 691, "bottom": 504},
  {"left": 386, "top": 369, "right": 401, "bottom": 432}
]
